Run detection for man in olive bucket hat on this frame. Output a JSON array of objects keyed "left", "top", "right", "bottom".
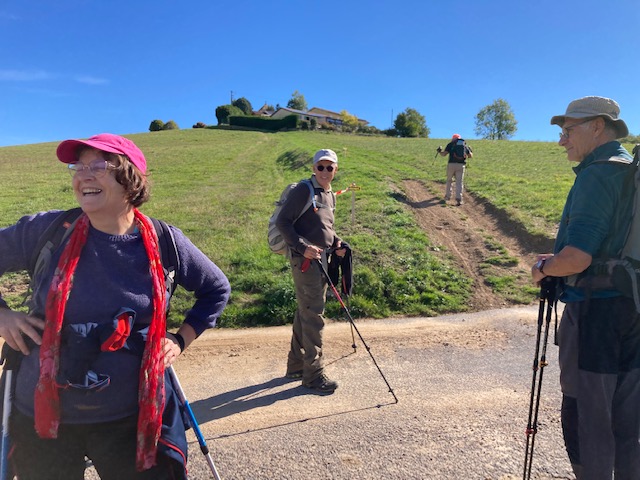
[{"left": 531, "top": 96, "right": 638, "bottom": 479}]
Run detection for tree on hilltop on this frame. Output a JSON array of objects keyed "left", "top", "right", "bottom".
[
  {"left": 287, "top": 90, "right": 308, "bottom": 111},
  {"left": 474, "top": 99, "right": 517, "bottom": 140},
  {"left": 394, "top": 108, "right": 430, "bottom": 138},
  {"left": 232, "top": 97, "right": 253, "bottom": 115},
  {"left": 340, "top": 110, "right": 359, "bottom": 132}
]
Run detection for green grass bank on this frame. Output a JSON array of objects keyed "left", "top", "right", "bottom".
[{"left": 1, "top": 130, "right": 630, "bottom": 328}]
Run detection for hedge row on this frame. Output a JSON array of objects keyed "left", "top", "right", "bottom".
[{"left": 229, "top": 114, "right": 298, "bottom": 131}]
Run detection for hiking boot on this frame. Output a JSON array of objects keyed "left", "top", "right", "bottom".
[
  {"left": 302, "top": 375, "right": 338, "bottom": 394},
  {"left": 456, "top": 200, "right": 462, "bottom": 206},
  {"left": 285, "top": 370, "right": 303, "bottom": 379}
]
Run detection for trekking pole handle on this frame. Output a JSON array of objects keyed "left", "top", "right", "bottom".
[{"left": 539, "top": 276, "right": 557, "bottom": 303}]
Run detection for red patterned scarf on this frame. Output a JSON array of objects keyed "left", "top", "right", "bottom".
[{"left": 34, "top": 209, "right": 167, "bottom": 471}]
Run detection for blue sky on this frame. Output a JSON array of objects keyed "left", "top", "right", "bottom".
[{"left": 1, "top": 0, "right": 639, "bottom": 147}]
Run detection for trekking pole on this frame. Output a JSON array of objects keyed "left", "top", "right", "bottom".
[
  {"left": 345, "top": 296, "right": 357, "bottom": 352},
  {"left": 315, "top": 259, "right": 398, "bottom": 403},
  {"left": 433, "top": 146, "right": 443, "bottom": 165},
  {"left": 0, "top": 343, "right": 21, "bottom": 480},
  {"left": 167, "top": 366, "right": 222, "bottom": 480},
  {"left": 522, "top": 276, "right": 557, "bottom": 480},
  {"left": 0, "top": 370, "right": 12, "bottom": 480}
]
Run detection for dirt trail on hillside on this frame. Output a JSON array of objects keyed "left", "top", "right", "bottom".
[{"left": 399, "top": 179, "right": 555, "bottom": 310}]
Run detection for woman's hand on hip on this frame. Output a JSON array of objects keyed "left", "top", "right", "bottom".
[{"left": 0, "top": 308, "right": 44, "bottom": 355}]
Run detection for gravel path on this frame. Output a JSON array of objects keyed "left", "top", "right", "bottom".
[{"left": 147, "top": 305, "right": 575, "bottom": 480}]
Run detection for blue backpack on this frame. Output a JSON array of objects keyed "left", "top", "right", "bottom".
[{"left": 452, "top": 138, "right": 468, "bottom": 162}]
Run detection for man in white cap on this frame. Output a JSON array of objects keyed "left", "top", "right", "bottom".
[
  {"left": 276, "top": 149, "right": 347, "bottom": 394},
  {"left": 531, "top": 96, "right": 639, "bottom": 478}
]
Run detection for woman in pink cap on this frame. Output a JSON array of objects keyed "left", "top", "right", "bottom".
[{"left": 0, "top": 133, "right": 230, "bottom": 479}]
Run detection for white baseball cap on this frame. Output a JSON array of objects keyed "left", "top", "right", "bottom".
[{"left": 313, "top": 149, "right": 338, "bottom": 164}]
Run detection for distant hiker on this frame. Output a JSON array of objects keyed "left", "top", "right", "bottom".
[
  {"left": 276, "top": 148, "right": 348, "bottom": 394},
  {"left": 0, "top": 133, "right": 230, "bottom": 478},
  {"left": 530, "top": 96, "right": 639, "bottom": 479},
  {"left": 437, "top": 134, "right": 473, "bottom": 206}
]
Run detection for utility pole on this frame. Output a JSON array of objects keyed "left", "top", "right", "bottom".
[{"left": 230, "top": 91, "right": 234, "bottom": 104}]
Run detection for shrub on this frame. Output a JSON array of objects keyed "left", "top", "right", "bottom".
[
  {"left": 310, "top": 118, "right": 317, "bottom": 130},
  {"left": 149, "top": 119, "right": 164, "bottom": 132},
  {"left": 358, "top": 125, "right": 382, "bottom": 135},
  {"left": 215, "top": 104, "right": 244, "bottom": 125},
  {"left": 319, "top": 123, "right": 337, "bottom": 132},
  {"left": 163, "top": 120, "right": 179, "bottom": 130},
  {"left": 192, "top": 122, "right": 207, "bottom": 129},
  {"left": 232, "top": 97, "right": 253, "bottom": 116}
]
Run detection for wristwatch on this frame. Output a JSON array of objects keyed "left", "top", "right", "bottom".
[{"left": 535, "top": 258, "right": 547, "bottom": 275}]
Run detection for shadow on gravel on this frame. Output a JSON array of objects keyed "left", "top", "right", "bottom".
[
  {"left": 190, "top": 377, "right": 307, "bottom": 423},
  {"left": 189, "top": 370, "right": 397, "bottom": 440},
  {"left": 209, "top": 402, "right": 397, "bottom": 440},
  {"left": 191, "top": 352, "right": 363, "bottom": 424}
]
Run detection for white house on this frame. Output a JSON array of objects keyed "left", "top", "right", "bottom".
[{"left": 269, "top": 106, "right": 369, "bottom": 127}]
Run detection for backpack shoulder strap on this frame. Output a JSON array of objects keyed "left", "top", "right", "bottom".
[
  {"left": 29, "top": 207, "right": 83, "bottom": 277},
  {"left": 293, "top": 179, "right": 317, "bottom": 222},
  {"left": 592, "top": 156, "right": 633, "bottom": 166},
  {"left": 586, "top": 154, "right": 638, "bottom": 259},
  {"left": 150, "top": 217, "right": 180, "bottom": 298},
  {"left": 304, "top": 179, "right": 317, "bottom": 211}
]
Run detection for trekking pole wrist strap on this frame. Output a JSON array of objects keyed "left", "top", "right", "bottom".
[
  {"left": 535, "top": 258, "right": 547, "bottom": 275},
  {"left": 173, "top": 333, "right": 186, "bottom": 353}
]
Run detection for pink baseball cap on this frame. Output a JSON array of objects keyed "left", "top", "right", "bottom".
[
  {"left": 452, "top": 133, "right": 461, "bottom": 140},
  {"left": 56, "top": 133, "right": 147, "bottom": 174}
]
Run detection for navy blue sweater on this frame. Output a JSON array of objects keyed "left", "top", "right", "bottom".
[{"left": 0, "top": 210, "right": 230, "bottom": 423}]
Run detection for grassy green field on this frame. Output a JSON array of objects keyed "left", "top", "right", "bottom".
[{"left": 1, "top": 130, "right": 632, "bottom": 328}]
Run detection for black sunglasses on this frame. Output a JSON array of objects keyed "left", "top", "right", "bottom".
[{"left": 316, "top": 165, "right": 335, "bottom": 172}]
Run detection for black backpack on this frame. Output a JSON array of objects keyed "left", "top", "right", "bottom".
[
  {"left": 452, "top": 138, "right": 468, "bottom": 162},
  {"left": 26, "top": 208, "right": 180, "bottom": 312}
]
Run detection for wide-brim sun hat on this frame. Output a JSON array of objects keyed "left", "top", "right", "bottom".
[
  {"left": 57, "top": 133, "right": 147, "bottom": 174},
  {"left": 313, "top": 149, "right": 338, "bottom": 165},
  {"left": 550, "top": 96, "right": 629, "bottom": 139}
]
